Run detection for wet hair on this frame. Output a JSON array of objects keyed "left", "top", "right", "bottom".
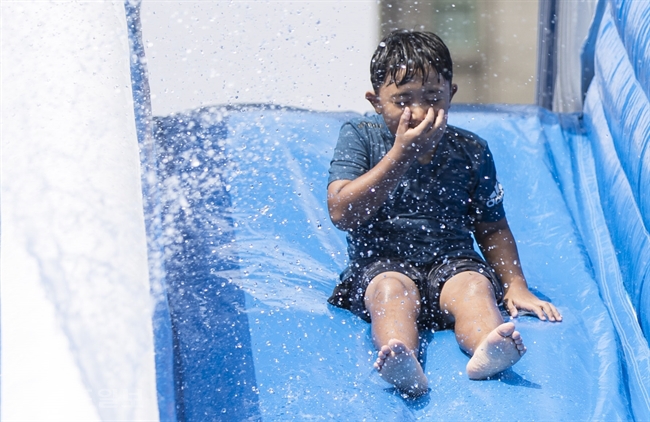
[{"left": 370, "top": 30, "right": 453, "bottom": 92}]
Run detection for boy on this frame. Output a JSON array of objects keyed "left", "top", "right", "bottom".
[{"left": 326, "top": 30, "right": 562, "bottom": 396}]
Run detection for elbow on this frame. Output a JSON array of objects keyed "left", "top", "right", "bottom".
[
  {"left": 329, "top": 210, "right": 355, "bottom": 231},
  {"left": 328, "top": 202, "right": 360, "bottom": 231},
  {"left": 327, "top": 181, "right": 358, "bottom": 230}
]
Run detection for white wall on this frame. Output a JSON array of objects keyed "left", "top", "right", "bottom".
[{"left": 141, "top": 0, "right": 380, "bottom": 116}]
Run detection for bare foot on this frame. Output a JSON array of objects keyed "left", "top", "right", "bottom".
[
  {"left": 466, "top": 322, "right": 526, "bottom": 380},
  {"left": 374, "top": 339, "right": 428, "bottom": 396}
]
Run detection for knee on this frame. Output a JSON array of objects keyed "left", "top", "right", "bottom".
[
  {"left": 466, "top": 273, "right": 495, "bottom": 296},
  {"left": 470, "top": 272, "right": 493, "bottom": 291},
  {"left": 445, "top": 272, "right": 495, "bottom": 299},
  {"left": 366, "top": 274, "right": 419, "bottom": 304}
]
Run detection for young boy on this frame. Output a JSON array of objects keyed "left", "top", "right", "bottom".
[{"left": 326, "top": 30, "right": 562, "bottom": 396}]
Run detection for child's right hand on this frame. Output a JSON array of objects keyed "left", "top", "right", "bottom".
[{"left": 393, "top": 107, "right": 447, "bottom": 160}]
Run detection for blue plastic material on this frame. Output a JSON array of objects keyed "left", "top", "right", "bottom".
[
  {"left": 149, "top": 104, "right": 634, "bottom": 420},
  {"left": 152, "top": 109, "right": 261, "bottom": 421},
  {"left": 568, "top": 2, "right": 650, "bottom": 416},
  {"left": 610, "top": 0, "right": 650, "bottom": 97},
  {"left": 593, "top": 4, "right": 650, "bottom": 231},
  {"left": 545, "top": 105, "right": 650, "bottom": 420},
  {"left": 583, "top": 89, "right": 650, "bottom": 419}
]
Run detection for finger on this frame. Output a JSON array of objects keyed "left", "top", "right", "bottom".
[
  {"left": 396, "top": 107, "right": 411, "bottom": 136},
  {"left": 505, "top": 299, "right": 519, "bottom": 318},
  {"left": 541, "top": 304, "right": 555, "bottom": 321},
  {"left": 412, "top": 107, "right": 435, "bottom": 133},
  {"left": 532, "top": 304, "right": 547, "bottom": 321},
  {"left": 422, "top": 108, "right": 447, "bottom": 137},
  {"left": 425, "top": 107, "right": 436, "bottom": 126},
  {"left": 432, "top": 108, "right": 446, "bottom": 130},
  {"left": 546, "top": 303, "right": 563, "bottom": 322}
]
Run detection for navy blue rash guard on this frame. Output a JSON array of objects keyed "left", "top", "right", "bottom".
[{"left": 328, "top": 113, "right": 506, "bottom": 267}]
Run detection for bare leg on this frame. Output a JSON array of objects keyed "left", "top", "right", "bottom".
[
  {"left": 365, "top": 272, "right": 428, "bottom": 396},
  {"left": 439, "top": 271, "right": 526, "bottom": 380}
]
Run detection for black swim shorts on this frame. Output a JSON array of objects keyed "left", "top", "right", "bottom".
[{"left": 327, "top": 255, "right": 504, "bottom": 331}]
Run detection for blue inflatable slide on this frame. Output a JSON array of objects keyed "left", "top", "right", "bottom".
[{"left": 126, "top": 0, "right": 650, "bottom": 420}]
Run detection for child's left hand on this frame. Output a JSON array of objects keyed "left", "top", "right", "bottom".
[{"left": 503, "top": 288, "right": 563, "bottom": 322}]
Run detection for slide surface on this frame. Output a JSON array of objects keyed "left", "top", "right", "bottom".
[{"left": 152, "top": 104, "right": 634, "bottom": 420}]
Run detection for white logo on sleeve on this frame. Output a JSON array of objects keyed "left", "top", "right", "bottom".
[{"left": 486, "top": 182, "right": 504, "bottom": 208}]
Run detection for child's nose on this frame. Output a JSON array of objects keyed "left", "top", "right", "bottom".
[{"left": 409, "top": 104, "right": 429, "bottom": 126}]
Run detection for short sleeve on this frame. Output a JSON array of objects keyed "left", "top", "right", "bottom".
[
  {"left": 470, "top": 145, "right": 506, "bottom": 223},
  {"left": 328, "top": 123, "right": 370, "bottom": 185}
]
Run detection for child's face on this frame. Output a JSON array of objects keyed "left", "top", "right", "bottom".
[{"left": 366, "top": 71, "right": 457, "bottom": 136}]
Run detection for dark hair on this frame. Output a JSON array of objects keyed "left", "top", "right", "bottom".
[{"left": 370, "top": 30, "right": 453, "bottom": 92}]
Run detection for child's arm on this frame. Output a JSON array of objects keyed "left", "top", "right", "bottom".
[
  {"left": 474, "top": 217, "right": 562, "bottom": 322},
  {"left": 328, "top": 107, "right": 446, "bottom": 230}
]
